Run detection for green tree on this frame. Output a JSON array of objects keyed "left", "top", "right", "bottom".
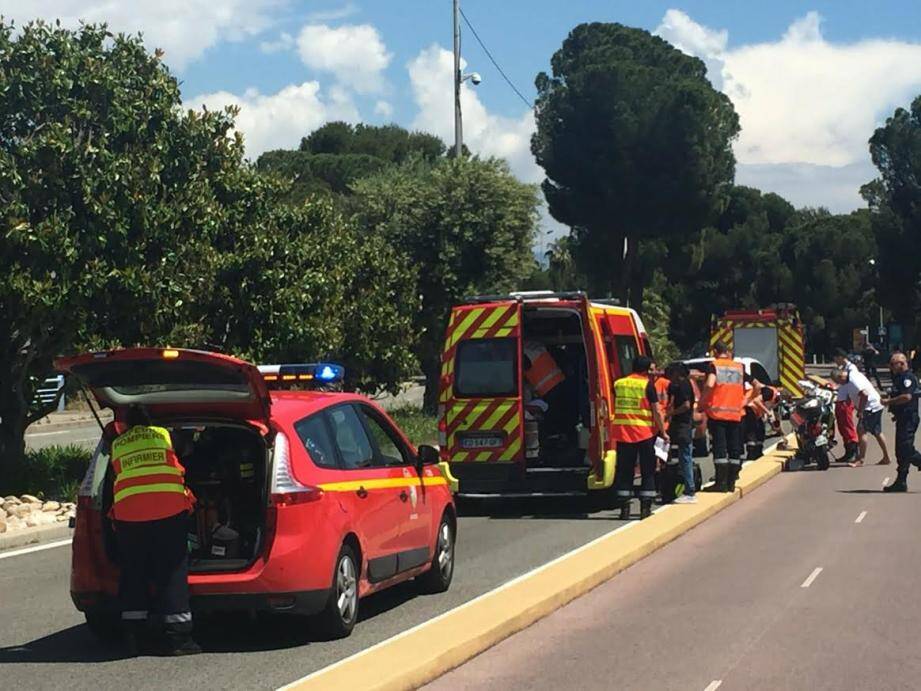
[
  {"left": 863, "top": 96, "right": 921, "bottom": 346},
  {"left": 0, "top": 21, "right": 249, "bottom": 468},
  {"left": 353, "top": 156, "right": 540, "bottom": 410},
  {"left": 258, "top": 122, "right": 447, "bottom": 207},
  {"left": 532, "top": 22, "right": 740, "bottom": 308}
]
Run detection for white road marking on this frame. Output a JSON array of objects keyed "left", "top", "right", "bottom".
[
  {"left": 855, "top": 511, "right": 867, "bottom": 524},
  {"left": 25, "top": 429, "right": 72, "bottom": 437},
  {"left": 0, "top": 538, "right": 72, "bottom": 560},
  {"left": 704, "top": 681, "right": 723, "bottom": 691},
  {"left": 801, "top": 567, "right": 823, "bottom": 588}
]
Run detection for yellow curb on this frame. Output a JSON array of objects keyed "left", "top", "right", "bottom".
[{"left": 281, "top": 433, "right": 796, "bottom": 691}]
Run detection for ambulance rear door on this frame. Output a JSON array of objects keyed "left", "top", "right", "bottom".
[{"left": 439, "top": 301, "right": 524, "bottom": 464}]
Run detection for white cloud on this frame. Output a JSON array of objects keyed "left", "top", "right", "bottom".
[
  {"left": 408, "top": 44, "right": 538, "bottom": 183},
  {"left": 260, "top": 31, "right": 294, "bottom": 54},
  {"left": 185, "top": 82, "right": 359, "bottom": 158},
  {"left": 306, "top": 3, "right": 359, "bottom": 23},
  {"left": 2, "top": 0, "right": 284, "bottom": 70},
  {"left": 374, "top": 100, "right": 394, "bottom": 118},
  {"left": 655, "top": 9, "right": 921, "bottom": 210},
  {"left": 297, "top": 23, "right": 392, "bottom": 94}
]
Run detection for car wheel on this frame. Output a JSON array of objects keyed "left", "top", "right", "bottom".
[
  {"left": 84, "top": 610, "right": 122, "bottom": 643},
  {"left": 416, "top": 514, "right": 455, "bottom": 594},
  {"left": 315, "top": 543, "right": 359, "bottom": 639}
]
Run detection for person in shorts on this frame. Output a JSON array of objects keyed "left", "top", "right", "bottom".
[{"left": 833, "top": 367, "right": 891, "bottom": 466}]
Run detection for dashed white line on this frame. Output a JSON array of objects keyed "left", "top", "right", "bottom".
[
  {"left": 0, "top": 538, "right": 72, "bottom": 560},
  {"left": 801, "top": 567, "right": 823, "bottom": 588},
  {"left": 704, "top": 681, "right": 723, "bottom": 691},
  {"left": 855, "top": 511, "right": 867, "bottom": 524}
]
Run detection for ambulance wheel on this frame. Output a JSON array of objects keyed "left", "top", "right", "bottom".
[
  {"left": 315, "top": 543, "right": 359, "bottom": 639},
  {"left": 417, "top": 513, "right": 455, "bottom": 594},
  {"left": 84, "top": 610, "right": 122, "bottom": 643}
]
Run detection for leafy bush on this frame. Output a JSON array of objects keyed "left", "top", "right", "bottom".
[
  {"left": 388, "top": 406, "right": 438, "bottom": 447},
  {"left": 1, "top": 445, "right": 91, "bottom": 500}
]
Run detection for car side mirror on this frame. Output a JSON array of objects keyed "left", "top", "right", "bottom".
[{"left": 416, "top": 444, "right": 439, "bottom": 471}]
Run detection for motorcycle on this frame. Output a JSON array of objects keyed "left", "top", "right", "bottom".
[{"left": 786, "top": 379, "right": 836, "bottom": 471}]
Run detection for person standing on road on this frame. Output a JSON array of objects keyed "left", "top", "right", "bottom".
[
  {"left": 881, "top": 353, "right": 921, "bottom": 492},
  {"left": 701, "top": 342, "right": 755, "bottom": 492},
  {"left": 862, "top": 341, "right": 882, "bottom": 388},
  {"left": 832, "top": 368, "right": 891, "bottom": 467},
  {"left": 666, "top": 362, "right": 697, "bottom": 504},
  {"left": 833, "top": 348, "right": 860, "bottom": 463},
  {"left": 743, "top": 384, "right": 781, "bottom": 460},
  {"left": 109, "top": 405, "right": 200, "bottom": 656},
  {"left": 613, "top": 356, "right": 668, "bottom": 520}
]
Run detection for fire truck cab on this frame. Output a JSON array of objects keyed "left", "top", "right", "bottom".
[{"left": 437, "top": 291, "right": 652, "bottom": 499}]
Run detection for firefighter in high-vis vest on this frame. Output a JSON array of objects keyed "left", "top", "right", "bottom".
[
  {"left": 702, "top": 342, "right": 756, "bottom": 492},
  {"left": 109, "top": 405, "right": 200, "bottom": 656},
  {"left": 613, "top": 356, "right": 669, "bottom": 520}
]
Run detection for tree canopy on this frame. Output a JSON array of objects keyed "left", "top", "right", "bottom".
[
  {"left": 532, "top": 22, "right": 740, "bottom": 307},
  {"left": 353, "top": 156, "right": 541, "bottom": 409}
]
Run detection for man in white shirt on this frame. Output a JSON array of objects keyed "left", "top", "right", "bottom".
[
  {"left": 833, "top": 349, "right": 860, "bottom": 463},
  {"left": 833, "top": 367, "right": 892, "bottom": 467}
]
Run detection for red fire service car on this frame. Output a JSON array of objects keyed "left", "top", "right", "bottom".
[{"left": 57, "top": 348, "right": 456, "bottom": 640}]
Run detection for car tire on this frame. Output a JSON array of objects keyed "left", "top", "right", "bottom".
[
  {"left": 84, "top": 610, "right": 122, "bottom": 643},
  {"left": 416, "top": 514, "right": 455, "bottom": 594},
  {"left": 314, "top": 543, "right": 359, "bottom": 639}
]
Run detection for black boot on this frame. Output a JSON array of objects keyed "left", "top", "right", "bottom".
[
  {"left": 727, "top": 463, "right": 739, "bottom": 492},
  {"left": 714, "top": 464, "right": 729, "bottom": 492},
  {"left": 884, "top": 473, "right": 908, "bottom": 493},
  {"left": 639, "top": 499, "right": 653, "bottom": 520},
  {"left": 162, "top": 631, "right": 202, "bottom": 656},
  {"left": 837, "top": 442, "right": 858, "bottom": 463},
  {"left": 618, "top": 499, "right": 631, "bottom": 520}
]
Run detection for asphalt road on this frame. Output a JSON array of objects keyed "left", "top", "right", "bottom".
[
  {"left": 0, "top": 463, "right": 726, "bottom": 691},
  {"left": 427, "top": 414, "right": 919, "bottom": 691}
]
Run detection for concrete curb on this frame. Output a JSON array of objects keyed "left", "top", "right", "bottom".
[
  {"left": 0, "top": 524, "right": 73, "bottom": 552},
  {"left": 281, "top": 435, "right": 795, "bottom": 691}
]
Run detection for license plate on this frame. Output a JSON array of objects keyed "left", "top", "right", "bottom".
[
  {"left": 460, "top": 435, "right": 503, "bottom": 449},
  {"left": 814, "top": 435, "right": 827, "bottom": 447}
]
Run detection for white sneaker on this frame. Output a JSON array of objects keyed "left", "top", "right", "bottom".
[{"left": 674, "top": 495, "right": 698, "bottom": 504}]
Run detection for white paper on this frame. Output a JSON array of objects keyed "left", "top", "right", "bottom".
[{"left": 654, "top": 437, "right": 669, "bottom": 461}]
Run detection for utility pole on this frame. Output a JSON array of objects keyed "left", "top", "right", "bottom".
[{"left": 453, "top": 0, "right": 463, "bottom": 158}]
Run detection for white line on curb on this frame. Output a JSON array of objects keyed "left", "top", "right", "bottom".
[
  {"left": 0, "top": 538, "right": 72, "bottom": 560},
  {"left": 704, "top": 681, "right": 723, "bottom": 691},
  {"left": 801, "top": 567, "right": 823, "bottom": 588},
  {"left": 855, "top": 511, "right": 867, "bottom": 524}
]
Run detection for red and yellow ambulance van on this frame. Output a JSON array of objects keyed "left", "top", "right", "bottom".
[{"left": 437, "top": 291, "right": 652, "bottom": 498}]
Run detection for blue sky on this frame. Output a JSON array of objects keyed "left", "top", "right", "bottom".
[{"left": 6, "top": 1, "right": 921, "bottom": 226}]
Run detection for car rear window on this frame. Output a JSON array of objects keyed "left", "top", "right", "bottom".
[
  {"left": 72, "top": 361, "right": 250, "bottom": 396},
  {"left": 455, "top": 338, "right": 518, "bottom": 398}
]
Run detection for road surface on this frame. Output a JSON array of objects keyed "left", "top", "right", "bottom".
[
  {"left": 0, "top": 457, "right": 720, "bottom": 690},
  {"left": 427, "top": 414, "right": 919, "bottom": 691}
]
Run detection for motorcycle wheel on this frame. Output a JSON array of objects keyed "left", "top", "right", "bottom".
[{"left": 816, "top": 448, "right": 830, "bottom": 471}]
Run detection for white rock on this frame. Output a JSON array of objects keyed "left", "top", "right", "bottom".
[
  {"left": 2, "top": 502, "right": 18, "bottom": 514},
  {"left": 25, "top": 518, "right": 38, "bottom": 528},
  {"left": 0, "top": 519, "right": 6, "bottom": 533},
  {"left": 21, "top": 494, "right": 41, "bottom": 504},
  {"left": 56, "top": 515, "right": 69, "bottom": 522},
  {"left": 0, "top": 507, "right": 6, "bottom": 520},
  {"left": 42, "top": 501, "right": 61, "bottom": 512},
  {"left": 11, "top": 504, "right": 32, "bottom": 518},
  {"left": 3, "top": 496, "right": 20, "bottom": 505}
]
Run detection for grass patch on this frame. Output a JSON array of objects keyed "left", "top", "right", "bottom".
[
  {"left": 388, "top": 406, "right": 438, "bottom": 447},
  {"left": 2, "top": 445, "right": 92, "bottom": 501}
]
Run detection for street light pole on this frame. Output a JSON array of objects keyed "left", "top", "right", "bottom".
[{"left": 453, "top": 0, "right": 463, "bottom": 158}]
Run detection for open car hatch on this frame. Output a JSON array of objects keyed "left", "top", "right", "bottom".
[{"left": 54, "top": 348, "right": 271, "bottom": 423}]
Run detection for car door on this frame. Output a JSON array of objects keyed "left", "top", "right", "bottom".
[
  {"left": 325, "top": 404, "right": 407, "bottom": 583},
  {"left": 356, "top": 405, "right": 433, "bottom": 572}
]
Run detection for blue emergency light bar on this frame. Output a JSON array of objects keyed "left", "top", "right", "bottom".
[{"left": 258, "top": 363, "right": 345, "bottom": 386}]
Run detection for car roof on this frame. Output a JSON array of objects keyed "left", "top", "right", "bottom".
[
  {"left": 683, "top": 356, "right": 766, "bottom": 373},
  {"left": 268, "top": 390, "right": 382, "bottom": 424}
]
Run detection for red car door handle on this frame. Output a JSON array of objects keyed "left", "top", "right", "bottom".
[
  {"left": 399, "top": 490, "right": 409, "bottom": 502},
  {"left": 356, "top": 487, "right": 368, "bottom": 499}
]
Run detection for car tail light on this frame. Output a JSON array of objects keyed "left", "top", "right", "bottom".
[{"left": 269, "top": 432, "right": 323, "bottom": 506}]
